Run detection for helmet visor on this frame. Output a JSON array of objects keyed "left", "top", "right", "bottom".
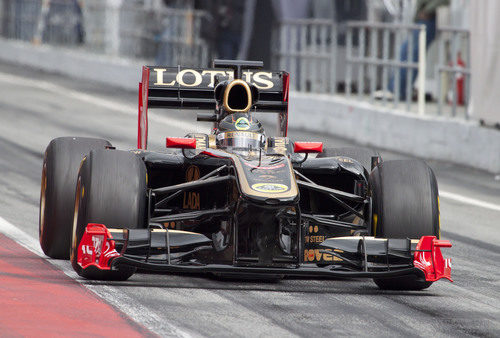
[{"left": 216, "top": 131, "right": 265, "bottom": 151}]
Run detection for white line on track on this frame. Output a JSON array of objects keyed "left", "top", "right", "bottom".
[
  {"left": 0, "top": 215, "right": 192, "bottom": 338},
  {"left": 439, "top": 191, "right": 500, "bottom": 212}
]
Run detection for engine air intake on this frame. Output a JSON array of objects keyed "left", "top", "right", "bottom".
[{"left": 223, "top": 80, "right": 252, "bottom": 113}]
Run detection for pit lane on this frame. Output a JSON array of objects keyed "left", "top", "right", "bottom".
[{"left": 0, "top": 62, "right": 498, "bottom": 337}]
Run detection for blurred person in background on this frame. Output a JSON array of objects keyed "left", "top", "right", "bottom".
[
  {"left": 379, "top": 0, "right": 449, "bottom": 100},
  {"left": 155, "top": 0, "right": 186, "bottom": 64},
  {"left": 44, "top": 0, "right": 85, "bottom": 44},
  {"left": 210, "top": 0, "right": 245, "bottom": 59}
]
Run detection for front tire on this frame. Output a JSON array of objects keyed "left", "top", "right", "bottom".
[
  {"left": 39, "top": 137, "right": 111, "bottom": 259},
  {"left": 70, "top": 149, "right": 148, "bottom": 280},
  {"left": 370, "top": 159, "right": 439, "bottom": 290}
]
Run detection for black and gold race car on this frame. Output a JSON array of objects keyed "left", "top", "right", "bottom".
[{"left": 39, "top": 60, "right": 452, "bottom": 290}]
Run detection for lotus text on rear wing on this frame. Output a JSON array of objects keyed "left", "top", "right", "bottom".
[{"left": 152, "top": 68, "right": 275, "bottom": 89}]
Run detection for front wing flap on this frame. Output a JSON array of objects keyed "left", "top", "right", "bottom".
[{"left": 320, "top": 236, "right": 452, "bottom": 282}]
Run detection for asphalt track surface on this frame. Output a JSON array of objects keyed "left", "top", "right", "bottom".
[{"left": 0, "top": 62, "right": 499, "bottom": 337}]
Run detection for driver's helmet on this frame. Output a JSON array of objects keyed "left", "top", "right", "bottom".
[{"left": 216, "top": 113, "right": 265, "bottom": 153}]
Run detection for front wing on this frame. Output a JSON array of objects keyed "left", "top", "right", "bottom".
[{"left": 77, "top": 223, "right": 452, "bottom": 282}]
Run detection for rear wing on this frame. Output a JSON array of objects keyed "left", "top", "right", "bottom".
[{"left": 138, "top": 65, "right": 289, "bottom": 149}]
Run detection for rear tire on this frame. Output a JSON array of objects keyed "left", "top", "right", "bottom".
[
  {"left": 317, "top": 147, "right": 381, "bottom": 172},
  {"left": 39, "top": 137, "right": 111, "bottom": 259},
  {"left": 70, "top": 149, "right": 148, "bottom": 281},
  {"left": 370, "top": 159, "right": 439, "bottom": 290}
]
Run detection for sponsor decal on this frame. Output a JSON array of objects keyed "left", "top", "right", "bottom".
[
  {"left": 305, "top": 225, "right": 324, "bottom": 243},
  {"left": 163, "top": 222, "right": 176, "bottom": 229},
  {"left": 92, "top": 235, "right": 104, "bottom": 257},
  {"left": 184, "top": 165, "right": 201, "bottom": 210},
  {"left": 273, "top": 137, "right": 287, "bottom": 155},
  {"left": 153, "top": 68, "right": 275, "bottom": 89},
  {"left": 185, "top": 165, "right": 200, "bottom": 182},
  {"left": 303, "top": 248, "right": 342, "bottom": 262},
  {"left": 303, "top": 224, "right": 343, "bottom": 262},
  {"left": 224, "top": 131, "right": 261, "bottom": 140},
  {"left": 305, "top": 235, "right": 325, "bottom": 244},
  {"left": 183, "top": 192, "right": 200, "bottom": 210},
  {"left": 235, "top": 117, "right": 251, "bottom": 130},
  {"left": 336, "top": 156, "right": 354, "bottom": 164},
  {"left": 251, "top": 183, "right": 289, "bottom": 193},
  {"left": 308, "top": 225, "right": 319, "bottom": 233},
  {"left": 194, "top": 135, "right": 207, "bottom": 150}
]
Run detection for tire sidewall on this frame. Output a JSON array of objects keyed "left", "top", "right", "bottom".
[{"left": 39, "top": 137, "right": 111, "bottom": 259}]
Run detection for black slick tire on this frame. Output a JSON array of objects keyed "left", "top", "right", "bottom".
[
  {"left": 39, "top": 137, "right": 111, "bottom": 259},
  {"left": 70, "top": 149, "right": 147, "bottom": 281},
  {"left": 369, "top": 159, "right": 440, "bottom": 290},
  {"left": 317, "top": 147, "right": 381, "bottom": 172}
]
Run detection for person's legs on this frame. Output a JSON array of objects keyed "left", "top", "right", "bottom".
[
  {"left": 155, "top": 28, "right": 170, "bottom": 64},
  {"left": 421, "top": 19, "right": 437, "bottom": 48},
  {"left": 409, "top": 27, "right": 420, "bottom": 94},
  {"left": 409, "top": 19, "right": 436, "bottom": 94},
  {"left": 217, "top": 30, "right": 241, "bottom": 59},
  {"left": 388, "top": 19, "right": 436, "bottom": 100},
  {"left": 389, "top": 39, "right": 410, "bottom": 100},
  {"left": 388, "top": 40, "right": 408, "bottom": 94},
  {"left": 217, "top": 39, "right": 234, "bottom": 59}
]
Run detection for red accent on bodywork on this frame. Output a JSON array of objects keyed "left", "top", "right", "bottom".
[
  {"left": 413, "top": 236, "right": 453, "bottom": 282},
  {"left": 283, "top": 72, "right": 289, "bottom": 103},
  {"left": 137, "top": 66, "right": 150, "bottom": 150},
  {"left": 77, "top": 223, "right": 120, "bottom": 270},
  {"left": 280, "top": 72, "right": 289, "bottom": 137},
  {"left": 137, "top": 81, "right": 142, "bottom": 148},
  {"left": 166, "top": 137, "right": 197, "bottom": 149},
  {"left": 201, "top": 150, "right": 224, "bottom": 158},
  {"left": 294, "top": 141, "right": 323, "bottom": 153}
]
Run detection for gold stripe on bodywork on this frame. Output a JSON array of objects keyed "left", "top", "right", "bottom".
[{"left": 208, "top": 135, "right": 216, "bottom": 149}]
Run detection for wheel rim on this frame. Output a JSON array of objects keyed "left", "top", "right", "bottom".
[{"left": 70, "top": 177, "right": 82, "bottom": 262}]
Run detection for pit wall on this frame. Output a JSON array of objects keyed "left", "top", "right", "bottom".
[
  {"left": 1, "top": 38, "right": 498, "bottom": 173},
  {"left": 287, "top": 94, "right": 499, "bottom": 173}
]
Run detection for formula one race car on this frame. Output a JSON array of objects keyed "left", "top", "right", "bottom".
[{"left": 39, "top": 60, "right": 452, "bottom": 290}]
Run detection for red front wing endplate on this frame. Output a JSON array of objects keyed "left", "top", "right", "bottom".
[
  {"left": 77, "top": 223, "right": 120, "bottom": 270},
  {"left": 414, "top": 236, "right": 453, "bottom": 282}
]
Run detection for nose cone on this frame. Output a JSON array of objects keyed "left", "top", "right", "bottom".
[{"left": 232, "top": 155, "right": 299, "bottom": 205}]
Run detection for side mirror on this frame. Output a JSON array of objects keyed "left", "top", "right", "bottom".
[
  {"left": 166, "top": 137, "right": 197, "bottom": 149},
  {"left": 293, "top": 142, "right": 323, "bottom": 153}
]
